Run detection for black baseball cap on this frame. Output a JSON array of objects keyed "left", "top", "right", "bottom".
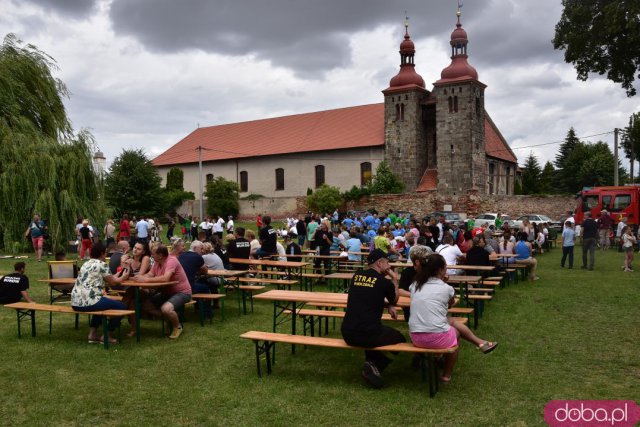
[{"left": 367, "top": 249, "right": 388, "bottom": 265}]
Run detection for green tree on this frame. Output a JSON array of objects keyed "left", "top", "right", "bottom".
[
  {"left": 104, "top": 149, "right": 166, "bottom": 217},
  {"left": 0, "top": 34, "right": 106, "bottom": 252},
  {"left": 553, "top": 0, "right": 640, "bottom": 96},
  {"left": 205, "top": 176, "right": 239, "bottom": 218},
  {"left": 165, "top": 167, "right": 184, "bottom": 191},
  {"left": 554, "top": 127, "right": 581, "bottom": 193},
  {"left": 306, "top": 184, "right": 343, "bottom": 214},
  {"left": 521, "top": 153, "right": 542, "bottom": 194},
  {"left": 539, "top": 161, "right": 555, "bottom": 194},
  {"left": 369, "top": 161, "right": 405, "bottom": 194},
  {"left": 571, "top": 141, "right": 627, "bottom": 189},
  {"left": 621, "top": 112, "right": 640, "bottom": 182}
]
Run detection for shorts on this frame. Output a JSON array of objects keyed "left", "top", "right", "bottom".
[
  {"left": 31, "top": 236, "right": 44, "bottom": 249},
  {"left": 623, "top": 246, "right": 634, "bottom": 253},
  {"left": 410, "top": 327, "right": 458, "bottom": 349},
  {"left": 150, "top": 292, "right": 191, "bottom": 311}
]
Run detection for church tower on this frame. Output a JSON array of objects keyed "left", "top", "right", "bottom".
[
  {"left": 382, "top": 20, "right": 430, "bottom": 192},
  {"left": 433, "top": 8, "right": 487, "bottom": 194}
]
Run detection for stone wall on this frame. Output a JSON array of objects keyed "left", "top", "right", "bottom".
[{"left": 346, "top": 191, "right": 577, "bottom": 220}]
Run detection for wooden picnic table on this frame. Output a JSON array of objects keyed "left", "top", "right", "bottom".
[{"left": 323, "top": 272, "right": 355, "bottom": 293}]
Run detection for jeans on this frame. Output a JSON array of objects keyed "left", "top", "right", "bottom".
[
  {"left": 342, "top": 326, "right": 406, "bottom": 371},
  {"left": 561, "top": 246, "right": 574, "bottom": 268},
  {"left": 298, "top": 235, "right": 306, "bottom": 247},
  {"left": 582, "top": 237, "right": 596, "bottom": 269},
  {"left": 73, "top": 297, "right": 127, "bottom": 331}
]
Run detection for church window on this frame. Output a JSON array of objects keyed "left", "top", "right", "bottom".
[
  {"left": 453, "top": 96, "right": 458, "bottom": 113},
  {"left": 444, "top": 89, "right": 447, "bottom": 95},
  {"left": 315, "top": 165, "right": 325, "bottom": 188},
  {"left": 506, "top": 167, "right": 511, "bottom": 195},
  {"left": 400, "top": 103, "right": 405, "bottom": 121},
  {"left": 360, "top": 162, "right": 372, "bottom": 186},
  {"left": 240, "top": 171, "right": 248, "bottom": 192},
  {"left": 206, "top": 173, "right": 214, "bottom": 182},
  {"left": 275, "top": 168, "right": 285, "bottom": 191},
  {"left": 395, "top": 104, "right": 400, "bottom": 121},
  {"left": 405, "top": 94, "right": 408, "bottom": 100},
  {"left": 459, "top": 87, "right": 462, "bottom": 93},
  {"left": 448, "top": 97, "right": 453, "bottom": 113}
]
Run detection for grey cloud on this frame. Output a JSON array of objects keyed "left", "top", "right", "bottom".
[
  {"left": 23, "top": 0, "right": 98, "bottom": 18},
  {"left": 108, "top": 0, "right": 487, "bottom": 76}
]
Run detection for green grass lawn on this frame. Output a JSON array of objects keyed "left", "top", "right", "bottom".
[{"left": 0, "top": 247, "right": 638, "bottom": 426}]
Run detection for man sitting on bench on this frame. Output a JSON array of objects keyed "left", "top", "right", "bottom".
[
  {"left": 341, "top": 249, "right": 405, "bottom": 389},
  {"left": 0, "top": 262, "right": 35, "bottom": 304}
]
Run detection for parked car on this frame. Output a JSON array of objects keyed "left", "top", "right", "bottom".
[
  {"left": 509, "top": 214, "right": 562, "bottom": 231},
  {"left": 425, "top": 212, "right": 465, "bottom": 226},
  {"left": 474, "top": 213, "right": 511, "bottom": 229}
]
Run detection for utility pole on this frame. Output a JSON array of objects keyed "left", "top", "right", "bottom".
[
  {"left": 614, "top": 128, "right": 619, "bottom": 186},
  {"left": 198, "top": 145, "right": 203, "bottom": 220}
]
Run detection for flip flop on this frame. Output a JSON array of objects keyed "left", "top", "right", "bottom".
[
  {"left": 87, "top": 338, "right": 100, "bottom": 344},
  {"left": 479, "top": 341, "right": 498, "bottom": 354},
  {"left": 439, "top": 375, "right": 451, "bottom": 384}
]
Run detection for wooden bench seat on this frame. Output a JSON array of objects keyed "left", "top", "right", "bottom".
[
  {"left": 240, "top": 330, "right": 457, "bottom": 397},
  {"left": 238, "top": 277, "right": 298, "bottom": 290},
  {"left": 191, "top": 293, "right": 227, "bottom": 325},
  {"left": 3, "top": 302, "right": 134, "bottom": 349}
]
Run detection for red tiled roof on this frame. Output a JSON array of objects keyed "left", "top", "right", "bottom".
[
  {"left": 152, "top": 104, "right": 385, "bottom": 166},
  {"left": 484, "top": 113, "right": 517, "bottom": 164},
  {"left": 416, "top": 169, "right": 438, "bottom": 192}
]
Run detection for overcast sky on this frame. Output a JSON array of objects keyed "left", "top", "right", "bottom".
[{"left": 2, "top": 0, "right": 639, "bottom": 170}]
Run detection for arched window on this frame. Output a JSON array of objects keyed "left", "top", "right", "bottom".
[
  {"left": 360, "top": 162, "right": 372, "bottom": 186},
  {"left": 315, "top": 165, "right": 325, "bottom": 188},
  {"left": 206, "top": 173, "right": 214, "bottom": 182},
  {"left": 506, "top": 167, "right": 511, "bottom": 195},
  {"left": 453, "top": 96, "right": 458, "bottom": 113},
  {"left": 395, "top": 104, "right": 400, "bottom": 121},
  {"left": 400, "top": 103, "right": 405, "bottom": 121},
  {"left": 488, "top": 163, "right": 495, "bottom": 194},
  {"left": 275, "top": 168, "right": 285, "bottom": 191},
  {"left": 240, "top": 171, "right": 248, "bottom": 192},
  {"left": 448, "top": 96, "right": 453, "bottom": 113}
]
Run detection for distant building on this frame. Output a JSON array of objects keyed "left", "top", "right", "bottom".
[{"left": 153, "top": 10, "right": 517, "bottom": 199}]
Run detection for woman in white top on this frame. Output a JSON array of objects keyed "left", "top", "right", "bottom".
[
  {"left": 408, "top": 253, "right": 498, "bottom": 383},
  {"left": 621, "top": 226, "right": 637, "bottom": 272}
]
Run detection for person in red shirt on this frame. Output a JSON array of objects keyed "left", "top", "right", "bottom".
[
  {"left": 134, "top": 244, "right": 192, "bottom": 339},
  {"left": 256, "top": 214, "right": 263, "bottom": 229}
]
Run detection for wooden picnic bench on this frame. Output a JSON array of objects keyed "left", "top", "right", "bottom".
[
  {"left": 284, "top": 307, "right": 468, "bottom": 337},
  {"left": 190, "top": 293, "right": 226, "bottom": 325},
  {"left": 3, "top": 302, "right": 134, "bottom": 349},
  {"left": 240, "top": 331, "right": 457, "bottom": 397}
]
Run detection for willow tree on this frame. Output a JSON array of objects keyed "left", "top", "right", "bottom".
[{"left": 0, "top": 34, "right": 106, "bottom": 252}]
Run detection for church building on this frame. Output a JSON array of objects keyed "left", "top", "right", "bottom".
[{"left": 153, "top": 11, "right": 517, "bottom": 199}]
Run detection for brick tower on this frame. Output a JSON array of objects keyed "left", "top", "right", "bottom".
[
  {"left": 432, "top": 9, "right": 487, "bottom": 194},
  {"left": 382, "top": 20, "right": 430, "bottom": 192}
]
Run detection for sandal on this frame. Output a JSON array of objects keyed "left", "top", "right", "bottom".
[
  {"left": 87, "top": 337, "right": 100, "bottom": 344},
  {"left": 439, "top": 375, "right": 451, "bottom": 384},
  {"left": 478, "top": 341, "right": 498, "bottom": 354}
]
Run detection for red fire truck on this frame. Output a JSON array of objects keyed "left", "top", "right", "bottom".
[{"left": 575, "top": 186, "right": 640, "bottom": 226}]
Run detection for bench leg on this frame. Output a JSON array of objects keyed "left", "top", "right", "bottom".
[
  {"left": 30, "top": 309, "right": 36, "bottom": 337},
  {"left": 197, "top": 299, "right": 205, "bottom": 327},
  {"left": 253, "top": 340, "right": 276, "bottom": 377},
  {"left": 102, "top": 316, "right": 109, "bottom": 350}
]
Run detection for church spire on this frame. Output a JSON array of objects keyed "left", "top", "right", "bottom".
[
  {"left": 387, "top": 17, "right": 425, "bottom": 89},
  {"left": 435, "top": 6, "right": 479, "bottom": 84}
]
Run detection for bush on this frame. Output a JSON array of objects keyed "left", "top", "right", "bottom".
[
  {"left": 343, "top": 185, "right": 371, "bottom": 202},
  {"left": 369, "top": 161, "right": 405, "bottom": 194},
  {"left": 307, "top": 185, "right": 343, "bottom": 214},
  {"left": 205, "top": 177, "right": 240, "bottom": 218}
]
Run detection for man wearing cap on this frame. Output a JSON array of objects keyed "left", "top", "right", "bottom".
[{"left": 341, "top": 249, "right": 405, "bottom": 389}]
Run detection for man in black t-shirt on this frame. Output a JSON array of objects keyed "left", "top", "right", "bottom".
[
  {"left": 227, "top": 227, "right": 252, "bottom": 269},
  {"left": 295, "top": 216, "right": 306, "bottom": 247},
  {"left": 313, "top": 222, "right": 333, "bottom": 273},
  {"left": 341, "top": 249, "right": 405, "bottom": 389},
  {"left": 0, "top": 262, "right": 34, "bottom": 304},
  {"left": 256, "top": 216, "right": 277, "bottom": 258},
  {"left": 581, "top": 212, "right": 598, "bottom": 270}
]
